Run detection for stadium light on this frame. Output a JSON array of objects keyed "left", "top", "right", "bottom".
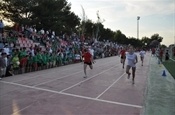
[{"left": 137, "top": 16, "right": 140, "bottom": 39}]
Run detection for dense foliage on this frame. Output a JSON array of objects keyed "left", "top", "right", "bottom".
[{"left": 0, "top": 0, "right": 165, "bottom": 48}]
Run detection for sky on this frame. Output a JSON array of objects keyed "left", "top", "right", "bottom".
[{"left": 68, "top": 0, "right": 175, "bottom": 46}]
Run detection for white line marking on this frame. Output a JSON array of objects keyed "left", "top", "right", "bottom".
[
  {"left": 13, "top": 66, "right": 82, "bottom": 83},
  {"left": 34, "top": 71, "right": 82, "bottom": 87},
  {"left": 96, "top": 73, "right": 126, "bottom": 99},
  {"left": 34, "top": 60, "right": 118, "bottom": 87},
  {"left": 0, "top": 81, "right": 142, "bottom": 109},
  {"left": 12, "top": 59, "right": 116, "bottom": 83},
  {"left": 60, "top": 92, "right": 142, "bottom": 108},
  {"left": 59, "top": 64, "right": 119, "bottom": 93},
  {"left": 13, "top": 71, "right": 58, "bottom": 83},
  {"left": 170, "top": 58, "right": 175, "bottom": 61},
  {"left": 11, "top": 102, "right": 34, "bottom": 115}
]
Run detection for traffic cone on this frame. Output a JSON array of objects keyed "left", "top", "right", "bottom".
[{"left": 162, "top": 70, "right": 166, "bottom": 77}]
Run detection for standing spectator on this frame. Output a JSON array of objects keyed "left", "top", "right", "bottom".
[
  {"left": 165, "top": 50, "right": 169, "bottom": 60},
  {"left": 0, "top": 20, "right": 4, "bottom": 36},
  {"left": 6, "top": 55, "right": 14, "bottom": 76},
  {"left": 0, "top": 53, "right": 7, "bottom": 79},
  {"left": 159, "top": 48, "right": 164, "bottom": 62},
  {"left": 11, "top": 53, "right": 20, "bottom": 75},
  {"left": 151, "top": 48, "right": 155, "bottom": 56},
  {"left": 3, "top": 45, "right": 10, "bottom": 55}
]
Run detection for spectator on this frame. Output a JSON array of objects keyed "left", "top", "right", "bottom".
[
  {"left": 0, "top": 52, "right": 7, "bottom": 79},
  {"left": 0, "top": 20, "right": 4, "bottom": 36},
  {"left": 165, "top": 50, "right": 169, "bottom": 60},
  {"left": 159, "top": 48, "right": 164, "bottom": 62},
  {"left": 3, "top": 44, "right": 10, "bottom": 55},
  {"left": 11, "top": 53, "right": 20, "bottom": 75}
]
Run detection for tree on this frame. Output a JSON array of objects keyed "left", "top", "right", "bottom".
[
  {"left": 0, "top": 0, "right": 36, "bottom": 24},
  {"left": 113, "top": 30, "right": 128, "bottom": 44},
  {"left": 149, "top": 34, "right": 163, "bottom": 48},
  {"left": 100, "top": 28, "right": 114, "bottom": 41},
  {"left": 150, "top": 34, "right": 163, "bottom": 42},
  {"left": 0, "top": 0, "right": 80, "bottom": 33},
  {"left": 83, "top": 19, "right": 94, "bottom": 38}
]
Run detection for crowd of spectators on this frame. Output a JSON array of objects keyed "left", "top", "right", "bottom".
[{"left": 0, "top": 23, "right": 124, "bottom": 79}]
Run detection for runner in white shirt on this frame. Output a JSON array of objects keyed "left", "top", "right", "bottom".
[
  {"left": 126, "top": 45, "right": 138, "bottom": 84},
  {"left": 89, "top": 46, "right": 95, "bottom": 63},
  {"left": 139, "top": 49, "right": 146, "bottom": 66}
]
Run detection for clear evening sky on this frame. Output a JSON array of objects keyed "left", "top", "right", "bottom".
[{"left": 68, "top": 0, "right": 175, "bottom": 46}]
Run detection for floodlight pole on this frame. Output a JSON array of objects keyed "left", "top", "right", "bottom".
[{"left": 137, "top": 16, "right": 140, "bottom": 39}]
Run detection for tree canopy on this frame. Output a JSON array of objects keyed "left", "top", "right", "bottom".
[
  {"left": 0, "top": 0, "right": 165, "bottom": 48},
  {"left": 0, "top": 0, "right": 80, "bottom": 32}
]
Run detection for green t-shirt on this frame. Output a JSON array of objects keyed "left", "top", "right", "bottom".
[
  {"left": 12, "top": 55, "right": 20, "bottom": 68},
  {"left": 19, "top": 51, "right": 27, "bottom": 59},
  {"left": 27, "top": 56, "right": 33, "bottom": 65},
  {"left": 36, "top": 53, "right": 42, "bottom": 63},
  {"left": 41, "top": 54, "right": 48, "bottom": 64},
  {"left": 32, "top": 55, "right": 38, "bottom": 63}
]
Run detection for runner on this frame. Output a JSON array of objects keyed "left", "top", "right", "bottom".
[
  {"left": 159, "top": 48, "right": 164, "bottom": 62},
  {"left": 89, "top": 46, "right": 95, "bottom": 62},
  {"left": 120, "top": 47, "right": 126, "bottom": 69},
  {"left": 139, "top": 48, "right": 146, "bottom": 66},
  {"left": 126, "top": 45, "right": 138, "bottom": 84},
  {"left": 82, "top": 48, "right": 93, "bottom": 78}
]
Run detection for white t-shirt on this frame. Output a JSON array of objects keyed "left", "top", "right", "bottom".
[
  {"left": 126, "top": 52, "right": 137, "bottom": 67},
  {"left": 89, "top": 48, "right": 94, "bottom": 57},
  {"left": 140, "top": 51, "right": 146, "bottom": 57},
  {"left": 3, "top": 47, "right": 10, "bottom": 55}
]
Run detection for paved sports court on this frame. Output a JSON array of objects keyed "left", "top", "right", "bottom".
[{"left": 0, "top": 53, "right": 151, "bottom": 115}]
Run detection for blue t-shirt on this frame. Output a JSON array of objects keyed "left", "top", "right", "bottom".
[{"left": 0, "top": 22, "right": 4, "bottom": 28}]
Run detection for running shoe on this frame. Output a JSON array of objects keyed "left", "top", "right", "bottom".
[
  {"left": 128, "top": 73, "right": 131, "bottom": 79},
  {"left": 132, "top": 79, "right": 135, "bottom": 84}
]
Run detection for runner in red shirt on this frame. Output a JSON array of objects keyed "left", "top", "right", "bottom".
[
  {"left": 120, "top": 47, "right": 126, "bottom": 69},
  {"left": 151, "top": 48, "right": 155, "bottom": 56},
  {"left": 82, "top": 49, "right": 93, "bottom": 78},
  {"left": 159, "top": 48, "right": 164, "bottom": 62}
]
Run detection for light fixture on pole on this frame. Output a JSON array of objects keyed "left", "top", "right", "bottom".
[{"left": 137, "top": 16, "right": 140, "bottom": 39}]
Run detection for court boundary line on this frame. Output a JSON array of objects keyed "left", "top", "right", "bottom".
[
  {"left": 0, "top": 81, "right": 142, "bottom": 109},
  {"left": 59, "top": 64, "right": 119, "bottom": 93},
  {"left": 34, "top": 61, "right": 118, "bottom": 87},
  {"left": 12, "top": 58, "right": 117, "bottom": 83},
  {"left": 11, "top": 102, "right": 34, "bottom": 115},
  {"left": 140, "top": 53, "right": 152, "bottom": 114},
  {"left": 12, "top": 65, "right": 83, "bottom": 83},
  {"left": 0, "top": 56, "right": 148, "bottom": 114},
  {"left": 33, "top": 71, "right": 82, "bottom": 87},
  {"left": 8, "top": 57, "right": 123, "bottom": 114},
  {"left": 170, "top": 58, "right": 175, "bottom": 62},
  {"left": 96, "top": 73, "right": 126, "bottom": 99}
]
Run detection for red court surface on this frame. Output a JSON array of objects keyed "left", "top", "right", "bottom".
[{"left": 0, "top": 53, "right": 150, "bottom": 115}]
